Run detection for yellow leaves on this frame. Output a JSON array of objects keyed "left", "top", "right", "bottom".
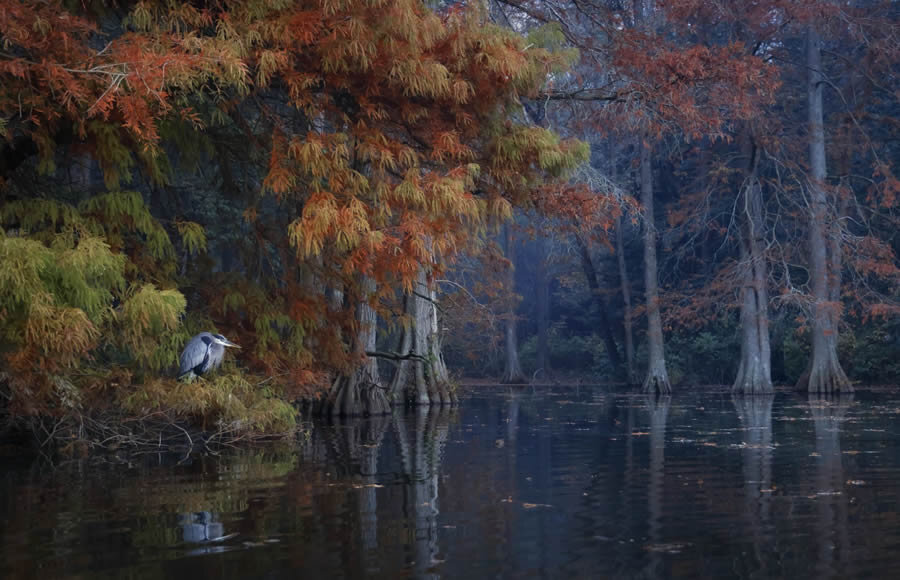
[
  {"left": 490, "top": 197, "right": 513, "bottom": 221},
  {"left": 175, "top": 220, "right": 207, "bottom": 255},
  {"left": 79, "top": 191, "right": 175, "bottom": 261},
  {"left": 24, "top": 296, "right": 99, "bottom": 368},
  {"left": 256, "top": 49, "right": 289, "bottom": 87},
  {"left": 451, "top": 79, "right": 474, "bottom": 104},
  {"left": 398, "top": 147, "right": 418, "bottom": 169},
  {"left": 389, "top": 59, "right": 451, "bottom": 99},
  {"left": 392, "top": 173, "right": 425, "bottom": 207},
  {"left": 432, "top": 131, "right": 474, "bottom": 163},
  {"left": 128, "top": 2, "right": 154, "bottom": 32},
  {"left": 119, "top": 284, "right": 187, "bottom": 370}
]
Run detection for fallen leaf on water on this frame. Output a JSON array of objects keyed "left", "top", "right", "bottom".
[
  {"left": 644, "top": 542, "right": 691, "bottom": 554},
  {"left": 701, "top": 442, "right": 719, "bottom": 447},
  {"left": 523, "top": 502, "right": 552, "bottom": 509},
  {"left": 631, "top": 431, "right": 650, "bottom": 436},
  {"left": 843, "top": 450, "right": 861, "bottom": 455},
  {"left": 846, "top": 480, "right": 867, "bottom": 486}
]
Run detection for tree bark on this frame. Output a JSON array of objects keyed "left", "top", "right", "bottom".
[
  {"left": 639, "top": 140, "right": 672, "bottom": 394},
  {"left": 501, "top": 225, "right": 527, "bottom": 384},
  {"left": 616, "top": 215, "right": 637, "bottom": 386},
  {"left": 388, "top": 294, "right": 414, "bottom": 400},
  {"left": 797, "top": 26, "right": 851, "bottom": 394},
  {"left": 575, "top": 234, "right": 624, "bottom": 377},
  {"left": 535, "top": 237, "right": 551, "bottom": 378},
  {"left": 390, "top": 271, "right": 457, "bottom": 406},
  {"left": 733, "top": 142, "right": 773, "bottom": 395},
  {"left": 318, "top": 276, "right": 390, "bottom": 416}
]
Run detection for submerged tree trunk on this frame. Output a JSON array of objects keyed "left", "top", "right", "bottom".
[
  {"left": 733, "top": 143, "right": 773, "bottom": 395},
  {"left": 797, "top": 26, "right": 851, "bottom": 394},
  {"left": 318, "top": 276, "right": 390, "bottom": 416},
  {"left": 616, "top": 215, "right": 636, "bottom": 385},
  {"left": 389, "top": 271, "right": 457, "bottom": 406},
  {"left": 639, "top": 140, "right": 672, "bottom": 394},
  {"left": 501, "top": 225, "right": 527, "bottom": 384}
]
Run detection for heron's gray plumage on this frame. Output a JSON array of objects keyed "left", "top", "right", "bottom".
[{"left": 178, "top": 332, "right": 239, "bottom": 381}]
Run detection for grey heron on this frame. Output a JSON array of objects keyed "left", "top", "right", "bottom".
[{"left": 178, "top": 332, "right": 240, "bottom": 381}]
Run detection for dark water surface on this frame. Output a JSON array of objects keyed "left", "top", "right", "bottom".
[{"left": 4, "top": 387, "right": 900, "bottom": 579}]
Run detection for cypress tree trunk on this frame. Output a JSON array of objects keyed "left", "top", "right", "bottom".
[
  {"left": 616, "top": 215, "right": 637, "bottom": 385},
  {"left": 575, "top": 234, "right": 624, "bottom": 377},
  {"left": 536, "top": 238, "right": 550, "bottom": 378},
  {"left": 318, "top": 276, "right": 390, "bottom": 416},
  {"left": 733, "top": 143, "right": 773, "bottom": 395},
  {"left": 797, "top": 26, "right": 851, "bottom": 394},
  {"left": 390, "top": 271, "right": 457, "bottom": 406},
  {"left": 501, "top": 225, "right": 527, "bottom": 384},
  {"left": 389, "top": 294, "right": 414, "bottom": 401},
  {"left": 639, "top": 140, "right": 672, "bottom": 394}
]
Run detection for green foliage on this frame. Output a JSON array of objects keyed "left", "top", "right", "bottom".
[
  {"left": 0, "top": 234, "right": 124, "bottom": 351},
  {"left": 175, "top": 221, "right": 208, "bottom": 255},
  {"left": 661, "top": 321, "right": 741, "bottom": 386},
  {"left": 79, "top": 191, "right": 176, "bottom": 262},
  {"left": 120, "top": 285, "right": 188, "bottom": 370},
  {"left": 0, "top": 195, "right": 190, "bottom": 418},
  {"left": 779, "top": 330, "right": 810, "bottom": 384},
  {"left": 526, "top": 23, "right": 580, "bottom": 72},
  {"left": 841, "top": 325, "right": 900, "bottom": 385},
  {"left": 122, "top": 370, "right": 297, "bottom": 435}
]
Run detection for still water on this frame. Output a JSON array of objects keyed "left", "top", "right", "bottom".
[{"left": 3, "top": 387, "right": 900, "bottom": 579}]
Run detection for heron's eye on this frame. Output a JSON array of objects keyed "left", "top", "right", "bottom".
[{"left": 214, "top": 334, "right": 225, "bottom": 341}]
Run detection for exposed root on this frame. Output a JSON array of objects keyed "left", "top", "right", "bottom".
[
  {"left": 3, "top": 410, "right": 296, "bottom": 459},
  {"left": 732, "top": 362, "right": 774, "bottom": 395},
  {"left": 798, "top": 357, "right": 852, "bottom": 394},
  {"left": 642, "top": 371, "right": 672, "bottom": 395},
  {"left": 318, "top": 368, "right": 391, "bottom": 417}
]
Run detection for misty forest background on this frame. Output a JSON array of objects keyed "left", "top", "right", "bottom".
[{"left": 1, "top": 0, "right": 899, "bottom": 438}]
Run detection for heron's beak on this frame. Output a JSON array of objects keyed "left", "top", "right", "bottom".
[{"left": 223, "top": 339, "right": 241, "bottom": 348}]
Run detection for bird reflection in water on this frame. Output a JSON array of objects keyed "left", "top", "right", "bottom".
[{"left": 179, "top": 511, "right": 236, "bottom": 554}]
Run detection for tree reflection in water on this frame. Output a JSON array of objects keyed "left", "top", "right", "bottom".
[
  {"left": 808, "top": 394, "right": 854, "bottom": 579},
  {"left": 394, "top": 407, "right": 454, "bottom": 579},
  {"left": 311, "top": 407, "right": 454, "bottom": 578},
  {"left": 643, "top": 393, "right": 671, "bottom": 578},
  {"left": 12, "top": 390, "right": 900, "bottom": 579},
  {"left": 732, "top": 394, "right": 775, "bottom": 576}
]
